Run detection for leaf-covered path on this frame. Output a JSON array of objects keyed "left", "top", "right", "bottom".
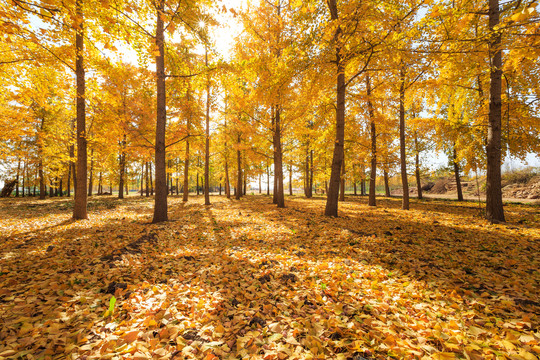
[{"left": 0, "top": 196, "right": 539, "bottom": 360}]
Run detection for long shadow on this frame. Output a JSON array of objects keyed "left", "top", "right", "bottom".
[{"left": 1, "top": 195, "right": 538, "bottom": 359}]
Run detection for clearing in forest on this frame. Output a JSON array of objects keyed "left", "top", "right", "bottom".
[{"left": 0, "top": 196, "right": 539, "bottom": 359}]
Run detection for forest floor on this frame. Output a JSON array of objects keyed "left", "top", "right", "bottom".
[{"left": 0, "top": 195, "right": 539, "bottom": 360}]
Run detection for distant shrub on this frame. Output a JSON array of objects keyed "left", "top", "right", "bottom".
[{"left": 502, "top": 167, "right": 539, "bottom": 187}]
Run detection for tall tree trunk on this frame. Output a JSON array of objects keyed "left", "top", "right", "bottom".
[
  {"left": 304, "top": 152, "right": 309, "bottom": 197},
  {"left": 197, "top": 172, "right": 200, "bottom": 196},
  {"left": 183, "top": 103, "right": 191, "bottom": 202},
  {"left": 266, "top": 161, "right": 270, "bottom": 196},
  {"left": 325, "top": 0, "right": 345, "bottom": 216},
  {"left": 399, "top": 65, "right": 409, "bottom": 210},
  {"left": 150, "top": 162, "right": 154, "bottom": 196},
  {"left": 309, "top": 150, "right": 313, "bottom": 198},
  {"left": 339, "top": 154, "right": 345, "bottom": 201},
  {"left": 204, "top": 47, "right": 211, "bottom": 206},
  {"left": 224, "top": 146, "right": 230, "bottom": 199},
  {"left": 259, "top": 174, "right": 262, "bottom": 194},
  {"left": 152, "top": 0, "right": 167, "bottom": 223},
  {"left": 73, "top": 0, "right": 87, "bottom": 219},
  {"left": 22, "top": 161, "right": 26, "bottom": 197},
  {"left": 367, "top": 75, "right": 377, "bottom": 206},
  {"left": 353, "top": 181, "right": 357, "bottom": 196},
  {"left": 39, "top": 160, "right": 45, "bottom": 199},
  {"left": 175, "top": 160, "right": 179, "bottom": 195},
  {"left": 453, "top": 145, "right": 464, "bottom": 201},
  {"left": 384, "top": 168, "right": 391, "bottom": 197},
  {"left": 119, "top": 147, "right": 125, "bottom": 199},
  {"left": 273, "top": 108, "right": 285, "bottom": 207},
  {"left": 15, "top": 159, "right": 20, "bottom": 197},
  {"left": 414, "top": 132, "right": 422, "bottom": 200},
  {"left": 98, "top": 172, "right": 102, "bottom": 195},
  {"left": 289, "top": 164, "right": 292, "bottom": 196},
  {"left": 486, "top": 0, "right": 505, "bottom": 222},
  {"left": 236, "top": 134, "right": 242, "bottom": 200},
  {"left": 146, "top": 162, "right": 150, "bottom": 197},
  {"left": 88, "top": 148, "right": 93, "bottom": 196},
  {"left": 140, "top": 163, "right": 144, "bottom": 196},
  {"left": 67, "top": 161, "right": 72, "bottom": 197},
  {"left": 59, "top": 177, "right": 63, "bottom": 196},
  {"left": 243, "top": 165, "right": 247, "bottom": 195}
]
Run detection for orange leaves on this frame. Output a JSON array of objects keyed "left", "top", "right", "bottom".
[{"left": 0, "top": 196, "right": 539, "bottom": 359}]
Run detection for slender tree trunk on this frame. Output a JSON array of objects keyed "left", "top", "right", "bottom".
[
  {"left": 67, "top": 161, "right": 72, "bottom": 197},
  {"left": 204, "top": 47, "right": 211, "bottom": 206},
  {"left": 98, "top": 172, "right": 102, "bottom": 195},
  {"left": 197, "top": 172, "right": 200, "bottom": 196},
  {"left": 140, "top": 163, "right": 144, "bottom": 196},
  {"left": 243, "top": 165, "right": 247, "bottom": 195},
  {"left": 367, "top": 75, "right": 377, "bottom": 206},
  {"left": 224, "top": 147, "right": 230, "bottom": 199},
  {"left": 486, "top": 0, "right": 505, "bottom": 222},
  {"left": 152, "top": 0, "right": 168, "bottom": 222},
  {"left": 266, "top": 161, "right": 270, "bottom": 196},
  {"left": 304, "top": 153, "right": 309, "bottom": 197},
  {"left": 414, "top": 132, "right": 422, "bottom": 200},
  {"left": 259, "top": 174, "right": 262, "bottom": 194},
  {"left": 384, "top": 168, "right": 391, "bottom": 197},
  {"left": 88, "top": 148, "right": 93, "bottom": 196},
  {"left": 22, "top": 161, "right": 26, "bottom": 197},
  {"left": 399, "top": 65, "right": 409, "bottom": 210},
  {"left": 73, "top": 0, "right": 87, "bottom": 219},
  {"left": 39, "top": 164, "right": 45, "bottom": 200},
  {"left": 309, "top": 150, "right": 313, "bottom": 198},
  {"left": 453, "top": 145, "right": 464, "bottom": 201},
  {"left": 146, "top": 162, "right": 150, "bottom": 197},
  {"left": 289, "top": 164, "right": 293, "bottom": 196},
  {"left": 354, "top": 181, "right": 357, "bottom": 196},
  {"left": 273, "top": 108, "right": 285, "bottom": 207},
  {"left": 236, "top": 134, "right": 242, "bottom": 200},
  {"left": 183, "top": 108, "right": 191, "bottom": 202},
  {"left": 149, "top": 162, "right": 154, "bottom": 195},
  {"left": 119, "top": 149, "right": 124, "bottom": 199},
  {"left": 339, "top": 155, "right": 345, "bottom": 201},
  {"left": 15, "top": 159, "right": 20, "bottom": 197},
  {"left": 176, "top": 160, "right": 179, "bottom": 195},
  {"left": 59, "top": 177, "right": 63, "bottom": 196},
  {"left": 325, "top": 0, "right": 345, "bottom": 216}
]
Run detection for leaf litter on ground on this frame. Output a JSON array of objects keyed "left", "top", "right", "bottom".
[{"left": 0, "top": 195, "right": 539, "bottom": 360}]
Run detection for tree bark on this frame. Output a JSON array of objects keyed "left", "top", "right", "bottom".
[
  {"left": 266, "top": 161, "right": 270, "bottom": 196},
  {"left": 289, "top": 164, "right": 292, "bottom": 196},
  {"left": 224, "top": 145, "right": 230, "bottom": 199},
  {"left": 152, "top": 0, "right": 168, "bottom": 223},
  {"left": 183, "top": 92, "right": 191, "bottom": 202},
  {"left": 236, "top": 134, "right": 242, "bottom": 200},
  {"left": 204, "top": 47, "right": 211, "bottom": 205},
  {"left": 73, "top": 0, "right": 87, "bottom": 219},
  {"left": 119, "top": 142, "right": 125, "bottom": 199},
  {"left": 38, "top": 157, "right": 47, "bottom": 200},
  {"left": 486, "top": 0, "right": 505, "bottom": 222},
  {"left": 140, "top": 162, "right": 144, "bottom": 196},
  {"left": 15, "top": 159, "right": 20, "bottom": 197},
  {"left": 384, "top": 168, "right": 391, "bottom": 197},
  {"left": 453, "top": 145, "right": 464, "bottom": 201},
  {"left": 399, "top": 65, "right": 409, "bottom": 210},
  {"left": 414, "top": 132, "right": 422, "bottom": 200},
  {"left": 88, "top": 148, "right": 93, "bottom": 196},
  {"left": 339, "top": 154, "right": 345, "bottom": 201},
  {"left": 367, "top": 75, "right": 377, "bottom": 206},
  {"left": 325, "top": 0, "right": 345, "bottom": 216},
  {"left": 146, "top": 162, "right": 150, "bottom": 197},
  {"left": 98, "top": 171, "right": 102, "bottom": 195},
  {"left": 150, "top": 162, "right": 154, "bottom": 195},
  {"left": 273, "top": 107, "right": 285, "bottom": 207}
]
